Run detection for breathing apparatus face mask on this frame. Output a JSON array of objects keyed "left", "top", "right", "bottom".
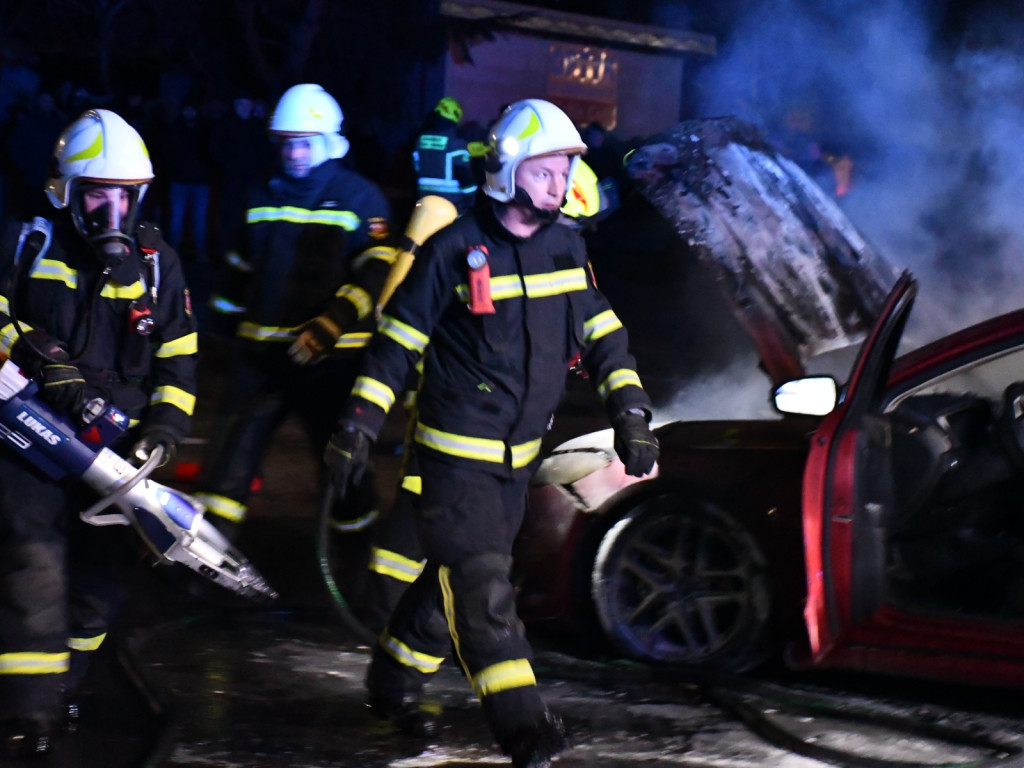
[{"left": 70, "top": 182, "right": 141, "bottom": 268}]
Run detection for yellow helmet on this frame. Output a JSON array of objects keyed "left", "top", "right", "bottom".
[
  {"left": 434, "top": 97, "right": 463, "bottom": 123},
  {"left": 560, "top": 160, "right": 601, "bottom": 218}
]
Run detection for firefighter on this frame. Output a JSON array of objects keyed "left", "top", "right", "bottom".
[
  {"left": 0, "top": 109, "right": 199, "bottom": 757},
  {"left": 359, "top": 158, "right": 611, "bottom": 632},
  {"left": 192, "top": 84, "right": 393, "bottom": 541},
  {"left": 325, "top": 99, "right": 659, "bottom": 767},
  {"left": 412, "top": 97, "right": 478, "bottom": 215}
]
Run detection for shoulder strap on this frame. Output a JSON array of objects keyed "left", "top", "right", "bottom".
[
  {"left": 136, "top": 223, "right": 162, "bottom": 305},
  {"left": 14, "top": 217, "right": 53, "bottom": 272}
]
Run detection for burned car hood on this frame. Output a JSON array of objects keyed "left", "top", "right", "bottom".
[{"left": 625, "top": 116, "right": 899, "bottom": 387}]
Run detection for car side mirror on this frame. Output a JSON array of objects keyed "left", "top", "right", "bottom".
[{"left": 773, "top": 376, "right": 838, "bottom": 417}]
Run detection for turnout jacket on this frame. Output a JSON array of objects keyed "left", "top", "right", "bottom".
[
  {"left": 0, "top": 218, "right": 198, "bottom": 441},
  {"left": 345, "top": 204, "right": 652, "bottom": 478},
  {"left": 239, "top": 159, "right": 394, "bottom": 355},
  {"left": 413, "top": 119, "right": 477, "bottom": 214}
]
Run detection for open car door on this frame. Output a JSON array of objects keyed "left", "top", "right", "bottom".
[{"left": 800, "top": 272, "right": 916, "bottom": 662}]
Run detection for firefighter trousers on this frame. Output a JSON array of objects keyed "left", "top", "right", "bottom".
[
  {"left": 0, "top": 452, "right": 133, "bottom": 722},
  {"left": 197, "top": 347, "right": 377, "bottom": 529},
  {"left": 366, "top": 456, "right": 549, "bottom": 745}
]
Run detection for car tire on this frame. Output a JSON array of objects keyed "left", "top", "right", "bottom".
[{"left": 591, "top": 494, "right": 774, "bottom": 671}]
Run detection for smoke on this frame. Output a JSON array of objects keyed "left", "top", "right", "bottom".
[
  {"left": 690, "top": 0, "right": 1024, "bottom": 349},
  {"left": 652, "top": 349, "right": 778, "bottom": 424}
]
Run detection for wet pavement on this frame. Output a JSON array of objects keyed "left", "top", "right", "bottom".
[{"left": 13, "top": 334, "right": 1024, "bottom": 767}]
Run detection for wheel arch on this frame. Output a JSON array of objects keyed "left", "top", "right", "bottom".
[{"left": 584, "top": 484, "right": 781, "bottom": 672}]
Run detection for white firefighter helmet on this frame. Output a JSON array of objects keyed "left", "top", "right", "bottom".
[
  {"left": 268, "top": 83, "right": 349, "bottom": 170},
  {"left": 483, "top": 99, "right": 587, "bottom": 203},
  {"left": 46, "top": 109, "right": 153, "bottom": 267},
  {"left": 45, "top": 108, "right": 153, "bottom": 210}
]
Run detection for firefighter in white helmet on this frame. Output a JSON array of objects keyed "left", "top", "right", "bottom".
[
  {"left": 193, "top": 84, "right": 394, "bottom": 545},
  {"left": 0, "top": 109, "right": 198, "bottom": 757},
  {"left": 324, "top": 98, "right": 658, "bottom": 767}
]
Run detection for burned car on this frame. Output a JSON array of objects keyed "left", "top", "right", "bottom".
[{"left": 514, "top": 273, "right": 1024, "bottom": 688}]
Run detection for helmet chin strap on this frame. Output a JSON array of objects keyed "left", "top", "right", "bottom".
[{"left": 512, "top": 188, "right": 561, "bottom": 223}]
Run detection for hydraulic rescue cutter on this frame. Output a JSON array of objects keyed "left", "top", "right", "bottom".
[{"left": 0, "top": 359, "right": 278, "bottom": 600}]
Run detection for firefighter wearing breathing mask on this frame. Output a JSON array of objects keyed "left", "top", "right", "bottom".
[
  {"left": 0, "top": 108, "right": 198, "bottom": 757},
  {"left": 192, "top": 84, "right": 393, "bottom": 540},
  {"left": 324, "top": 99, "right": 658, "bottom": 768}
]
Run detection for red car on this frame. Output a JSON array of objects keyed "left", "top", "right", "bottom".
[{"left": 515, "top": 272, "right": 1024, "bottom": 687}]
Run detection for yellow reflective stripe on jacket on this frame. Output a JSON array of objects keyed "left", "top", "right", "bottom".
[
  {"left": 247, "top": 206, "right": 360, "bottom": 230},
  {"left": 150, "top": 385, "right": 196, "bottom": 415},
  {"left": 0, "top": 295, "right": 9, "bottom": 313},
  {"left": 238, "top": 322, "right": 294, "bottom": 341},
  {"left": 454, "top": 268, "right": 588, "bottom": 304},
  {"left": 0, "top": 320, "right": 29, "bottom": 357},
  {"left": 237, "top": 322, "right": 369, "bottom": 349},
  {"left": 510, "top": 440, "right": 542, "bottom": 467},
  {"left": 331, "top": 508, "right": 379, "bottom": 532},
  {"left": 32, "top": 259, "right": 77, "bottom": 289},
  {"left": 414, "top": 423, "right": 540, "bottom": 468},
  {"left": 598, "top": 368, "right": 643, "bottom": 400},
  {"left": 472, "top": 659, "right": 537, "bottom": 698},
  {"left": 379, "top": 629, "right": 444, "bottom": 674},
  {"left": 155, "top": 332, "right": 198, "bottom": 358},
  {"left": 100, "top": 280, "right": 145, "bottom": 300},
  {"left": 334, "top": 332, "right": 371, "bottom": 349},
  {"left": 25, "top": 263, "right": 146, "bottom": 301},
  {"left": 379, "top": 315, "right": 429, "bottom": 354},
  {"left": 523, "top": 268, "right": 588, "bottom": 298},
  {"left": 352, "top": 245, "right": 397, "bottom": 270},
  {"left": 67, "top": 633, "right": 107, "bottom": 652},
  {"left": 352, "top": 375, "right": 396, "bottom": 411},
  {"left": 400, "top": 475, "right": 422, "bottom": 495},
  {"left": 335, "top": 284, "right": 373, "bottom": 319},
  {"left": 455, "top": 274, "right": 523, "bottom": 303},
  {"left": 0, "top": 651, "right": 70, "bottom": 675},
  {"left": 583, "top": 309, "right": 623, "bottom": 343},
  {"left": 194, "top": 493, "right": 248, "bottom": 523},
  {"left": 368, "top": 547, "right": 425, "bottom": 584}
]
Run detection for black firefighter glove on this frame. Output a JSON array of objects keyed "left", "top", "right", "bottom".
[
  {"left": 324, "top": 422, "right": 372, "bottom": 500},
  {"left": 10, "top": 330, "right": 87, "bottom": 415},
  {"left": 288, "top": 314, "right": 342, "bottom": 366},
  {"left": 612, "top": 409, "right": 659, "bottom": 477},
  {"left": 130, "top": 425, "right": 182, "bottom": 469},
  {"left": 39, "top": 362, "right": 87, "bottom": 416}
]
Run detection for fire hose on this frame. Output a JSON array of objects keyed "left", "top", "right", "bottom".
[
  {"left": 530, "top": 650, "right": 1024, "bottom": 768},
  {"left": 315, "top": 479, "right": 377, "bottom": 645}
]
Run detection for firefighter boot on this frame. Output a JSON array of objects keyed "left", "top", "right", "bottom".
[
  {"left": 366, "top": 694, "right": 438, "bottom": 738},
  {"left": 503, "top": 711, "right": 569, "bottom": 768},
  {"left": 0, "top": 716, "right": 54, "bottom": 759}
]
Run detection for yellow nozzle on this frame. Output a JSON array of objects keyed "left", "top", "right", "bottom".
[{"left": 377, "top": 196, "right": 458, "bottom": 311}]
